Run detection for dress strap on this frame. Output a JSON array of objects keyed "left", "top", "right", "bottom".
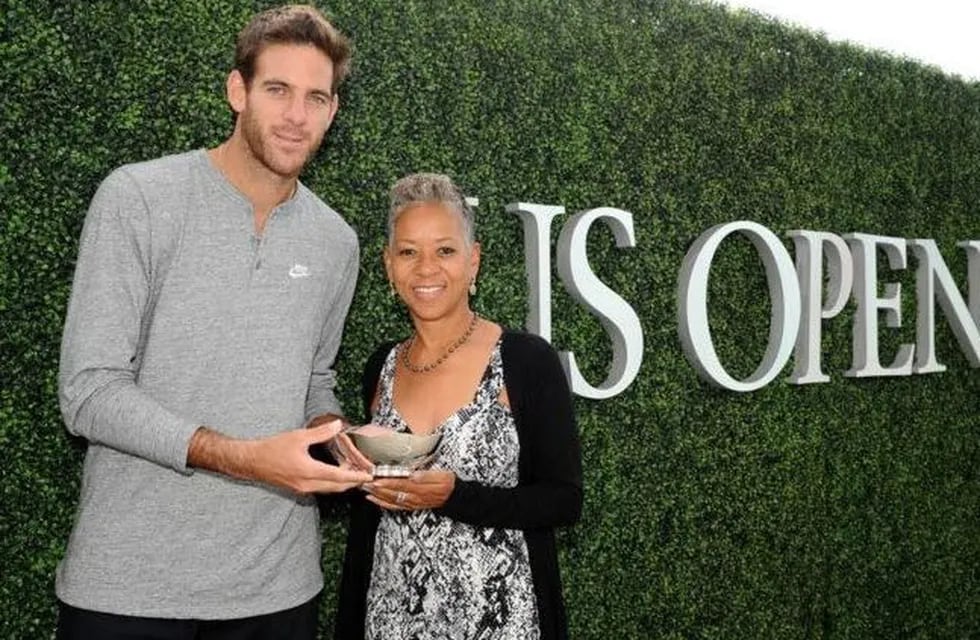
[
  {"left": 477, "top": 341, "right": 506, "bottom": 403},
  {"left": 374, "top": 344, "right": 401, "bottom": 417}
]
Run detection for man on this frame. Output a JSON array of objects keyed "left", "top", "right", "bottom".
[{"left": 55, "top": 5, "right": 371, "bottom": 638}]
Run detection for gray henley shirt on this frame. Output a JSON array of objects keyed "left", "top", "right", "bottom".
[{"left": 56, "top": 149, "right": 359, "bottom": 618}]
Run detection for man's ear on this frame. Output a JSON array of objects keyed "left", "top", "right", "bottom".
[
  {"left": 227, "top": 69, "right": 247, "bottom": 115},
  {"left": 323, "top": 93, "right": 340, "bottom": 131}
]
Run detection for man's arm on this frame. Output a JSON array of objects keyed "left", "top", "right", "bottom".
[
  {"left": 58, "top": 169, "right": 201, "bottom": 472},
  {"left": 188, "top": 424, "right": 371, "bottom": 493},
  {"left": 304, "top": 240, "right": 360, "bottom": 423}
]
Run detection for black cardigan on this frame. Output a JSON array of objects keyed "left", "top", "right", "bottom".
[{"left": 334, "top": 329, "right": 583, "bottom": 639}]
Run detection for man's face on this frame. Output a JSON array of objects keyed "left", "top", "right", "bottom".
[{"left": 232, "top": 43, "right": 338, "bottom": 179}]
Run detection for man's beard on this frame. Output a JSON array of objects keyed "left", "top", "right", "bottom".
[{"left": 240, "top": 110, "right": 319, "bottom": 179}]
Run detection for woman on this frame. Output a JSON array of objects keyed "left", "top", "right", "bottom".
[{"left": 335, "top": 173, "right": 583, "bottom": 639}]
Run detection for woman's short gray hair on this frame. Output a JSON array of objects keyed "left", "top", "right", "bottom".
[{"left": 388, "top": 173, "right": 475, "bottom": 246}]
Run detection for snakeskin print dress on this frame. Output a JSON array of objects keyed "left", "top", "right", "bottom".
[{"left": 365, "top": 342, "right": 541, "bottom": 640}]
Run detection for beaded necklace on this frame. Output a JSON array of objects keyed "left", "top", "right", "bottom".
[{"left": 400, "top": 312, "right": 480, "bottom": 373}]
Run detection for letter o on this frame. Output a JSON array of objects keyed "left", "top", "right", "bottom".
[{"left": 677, "top": 221, "right": 802, "bottom": 392}]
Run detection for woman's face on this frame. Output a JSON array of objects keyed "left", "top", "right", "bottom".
[{"left": 385, "top": 202, "right": 480, "bottom": 322}]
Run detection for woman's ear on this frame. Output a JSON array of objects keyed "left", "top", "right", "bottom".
[
  {"left": 469, "top": 241, "right": 481, "bottom": 280},
  {"left": 383, "top": 245, "right": 393, "bottom": 283}
]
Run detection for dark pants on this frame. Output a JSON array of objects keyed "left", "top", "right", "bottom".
[{"left": 56, "top": 596, "right": 319, "bottom": 640}]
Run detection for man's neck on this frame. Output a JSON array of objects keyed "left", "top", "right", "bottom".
[{"left": 207, "top": 138, "right": 297, "bottom": 234}]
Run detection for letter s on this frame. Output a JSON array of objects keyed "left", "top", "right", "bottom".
[{"left": 556, "top": 208, "right": 644, "bottom": 399}]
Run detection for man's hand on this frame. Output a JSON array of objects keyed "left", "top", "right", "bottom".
[
  {"left": 307, "top": 414, "right": 375, "bottom": 473},
  {"left": 364, "top": 470, "right": 456, "bottom": 511},
  {"left": 188, "top": 423, "right": 373, "bottom": 494}
]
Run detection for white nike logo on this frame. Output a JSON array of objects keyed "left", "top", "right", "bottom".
[{"left": 288, "top": 264, "right": 311, "bottom": 278}]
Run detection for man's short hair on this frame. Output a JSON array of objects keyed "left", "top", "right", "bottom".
[{"left": 234, "top": 4, "right": 352, "bottom": 93}]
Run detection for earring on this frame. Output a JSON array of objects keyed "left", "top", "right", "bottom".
[
  {"left": 469, "top": 280, "right": 477, "bottom": 296},
  {"left": 389, "top": 282, "right": 396, "bottom": 297}
]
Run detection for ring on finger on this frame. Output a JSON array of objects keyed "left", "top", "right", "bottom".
[{"left": 395, "top": 491, "right": 406, "bottom": 504}]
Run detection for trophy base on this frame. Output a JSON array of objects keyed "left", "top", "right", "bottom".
[{"left": 372, "top": 464, "right": 413, "bottom": 478}]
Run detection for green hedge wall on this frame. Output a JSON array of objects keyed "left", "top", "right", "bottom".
[{"left": 2, "top": 1, "right": 978, "bottom": 637}]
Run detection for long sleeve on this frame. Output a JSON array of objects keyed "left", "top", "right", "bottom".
[
  {"left": 304, "top": 240, "right": 360, "bottom": 422},
  {"left": 58, "top": 169, "right": 199, "bottom": 473},
  {"left": 436, "top": 331, "right": 583, "bottom": 530}
]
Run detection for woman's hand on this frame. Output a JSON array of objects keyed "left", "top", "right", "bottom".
[{"left": 365, "top": 470, "right": 456, "bottom": 511}]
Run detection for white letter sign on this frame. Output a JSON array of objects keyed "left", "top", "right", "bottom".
[
  {"left": 786, "top": 230, "right": 853, "bottom": 384},
  {"left": 556, "top": 208, "right": 644, "bottom": 399},
  {"left": 507, "top": 202, "right": 565, "bottom": 343},
  {"left": 678, "top": 221, "right": 801, "bottom": 392},
  {"left": 844, "top": 233, "right": 914, "bottom": 377},
  {"left": 909, "top": 239, "right": 980, "bottom": 371}
]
